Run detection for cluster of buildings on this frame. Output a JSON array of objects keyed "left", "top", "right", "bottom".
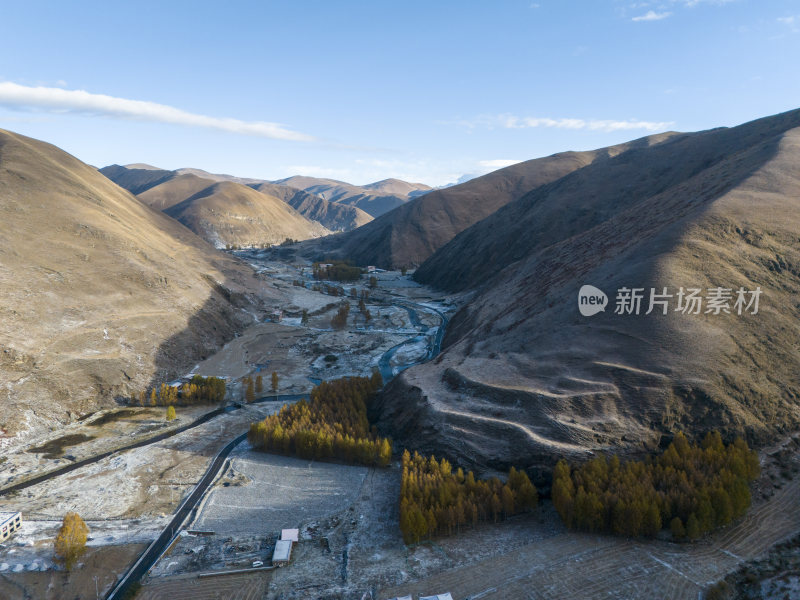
[{"left": 272, "top": 528, "right": 298, "bottom": 567}]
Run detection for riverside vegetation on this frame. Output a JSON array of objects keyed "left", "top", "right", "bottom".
[{"left": 312, "top": 260, "right": 363, "bottom": 282}]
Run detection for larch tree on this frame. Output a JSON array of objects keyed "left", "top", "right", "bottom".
[
  {"left": 245, "top": 377, "right": 255, "bottom": 403},
  {"left": 271, "top": 371, "right": 279, "bottom": 393},
  {"left": 54, "top": 512, "right": 89, "bottom": 571},
  {"left": 166, "top": 405, "right": 176, "bottom": 421}
]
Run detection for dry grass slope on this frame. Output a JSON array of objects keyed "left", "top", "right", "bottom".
[
  {"left": 274, "top": 175, "right": 428, "bottom": 218},
  {"left": 373, "top": 108, "right": 800, "bottom": 475},
  {"left": 163, "top": 180, "right": 330, "bottom": 248},
  {"left": 312, "top": 136, "right": 678, "bottom": 269},
  {"left": 0, "top": 129, "right": 278, "bottom": 440},
  {"left": 249, "top": 182, "right": 372, "bottom": 232}
]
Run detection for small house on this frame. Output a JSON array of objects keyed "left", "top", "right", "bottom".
[
  {"left": 366, "top": 265, "right": 377, "bottom": 273},
  {"left": 272, "top": 539, "right": 292, "bottom": 567},
  {"left": 0, "top": 512, "right": 22, "bottom": 542},
  {"left": 281, "top": 528, "right": 299, "bottom": 543}
]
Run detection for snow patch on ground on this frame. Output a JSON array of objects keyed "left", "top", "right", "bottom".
[{"left": 389, "top": 338, "right": 430, "bottom": 367}]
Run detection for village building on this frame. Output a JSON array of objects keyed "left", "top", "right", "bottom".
[
  {"left": 0, "top": 512, "right": 22, "bottom": 542},
  {"left": 280, "top": 528, "right": 299, "bottom": 542},
  {"left": 272, "top": 539, "right": 292, "bottom": 567}
]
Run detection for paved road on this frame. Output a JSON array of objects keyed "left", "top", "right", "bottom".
[
  {"left": 105, "top": 432, "right": 249, "bottom": 600},
  {"left": 97, "top": 291, "right": 449, "bottom": 597}
]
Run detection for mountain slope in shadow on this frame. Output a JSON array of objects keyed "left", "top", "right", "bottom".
[{"left": 371, "top": 109, "right": 800, "bottom": 479}]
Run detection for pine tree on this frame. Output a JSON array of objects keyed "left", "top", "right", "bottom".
[
  {"left": 54, "top": 512, "right": 89, "bottom": 571},
  {"left": 271, "top": 371, "right": 279, "bottom": 393}
]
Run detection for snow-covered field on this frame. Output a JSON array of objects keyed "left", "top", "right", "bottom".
[
  {"left": 193, "top": 445, "right": 368, "bottom": 536},
  {"left": 0, "top": 403, "right": 284, "bottom": 570}
]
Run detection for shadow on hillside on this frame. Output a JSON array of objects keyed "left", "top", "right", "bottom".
[
  {"left": 376, "top": 109, "right": 800, "bottom": 475},
  {"left": 141, "top": 268, "right": 263, "bottom": 454}
]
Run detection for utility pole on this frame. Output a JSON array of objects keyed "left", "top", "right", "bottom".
[{"left": 93, "top": 575, "right": 99, "bottom": 599}]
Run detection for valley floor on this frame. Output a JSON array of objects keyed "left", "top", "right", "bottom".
[
  {"left": 129, "top": 433, "right": 800, "bottom": 600},
  {"left": 2, "top": 259, "right": 798, "bottom": 599}
]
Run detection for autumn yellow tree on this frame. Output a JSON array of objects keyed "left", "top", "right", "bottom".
[
  {"left": 271, "top": 371, "right": 279, "bottom": 393},
  {"left": 245, "top": 377, "right": 255, "bottom": 403},
  {"left": 551, "top": 431, "right": 759, "bottom": 539},
  {"left": 398, "top": 451, "right": 537, "bottom": 543},
  {"left": 255, "top": 375, "right": 263, "bottom": 395},
  {"left": 54, "top": 512, "right": 89, "bottom": 571},
  {"left": 248, "top": 375, "right": 390, "bottom": 467},
  {"left": 166, "top": 405, "right": 176, "bottom": 421}
]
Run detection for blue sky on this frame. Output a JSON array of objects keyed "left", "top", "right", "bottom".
[{"left": 0, "top": 0, "right": 798, "bottom": 186}]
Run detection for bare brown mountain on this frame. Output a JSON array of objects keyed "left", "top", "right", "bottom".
[
  {"left": 249, "top": 182, "right": 372, "bottom": 232},
  {"left": 101, "top": 164, "right": 366, "bottom": 233},
  {"left": 372, "top": 109, "right": 800, "bottom": 479},
  {"left": 160, "top": 180, "right": 330, "bottom": 248},
  {"left": 312, "top": 140, "right": 673, "bottom": 269},
  {"left": 274, "top": 175, "right": 430, "bottom": 217},
  {"left": 172, "top": 167, "right": 265, "bottom": 186},
  {"left": 98, "top": 164, "right": 174, "bottom": 195},
  {"left": 0, "top": 129, "right": 279, "bottom": 439},
  {"left": 362, "top": 177, "right": 432, "bottom": 198},
  {"left": 137, "top": 172, "right": 214, "bottom": 211}
]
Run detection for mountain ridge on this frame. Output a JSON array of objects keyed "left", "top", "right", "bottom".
[
  {"left": 370, "top": 108, "right": 800, "bottom": 476},
  {"left": 0, "top": 129, "right": 279, "bottom": 438}
]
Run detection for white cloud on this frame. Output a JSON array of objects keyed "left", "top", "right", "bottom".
[
  {"left": 679, "top": 0, "right": 736, "bottom": 6},
  {"left": 478, "top": 159, "right": 523, "bottom": 169},
  {"left": 778, "top": 15, "right": 800, "bottom": 32},
  {"left": 632, "top": 10, "right": 672, "bottom": 21},
  {"left": 461, "top": 114, "right": 673, "bottom": 133},
  {"left": 0, "top": 81, "right": 314, "bottom": 142}
]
